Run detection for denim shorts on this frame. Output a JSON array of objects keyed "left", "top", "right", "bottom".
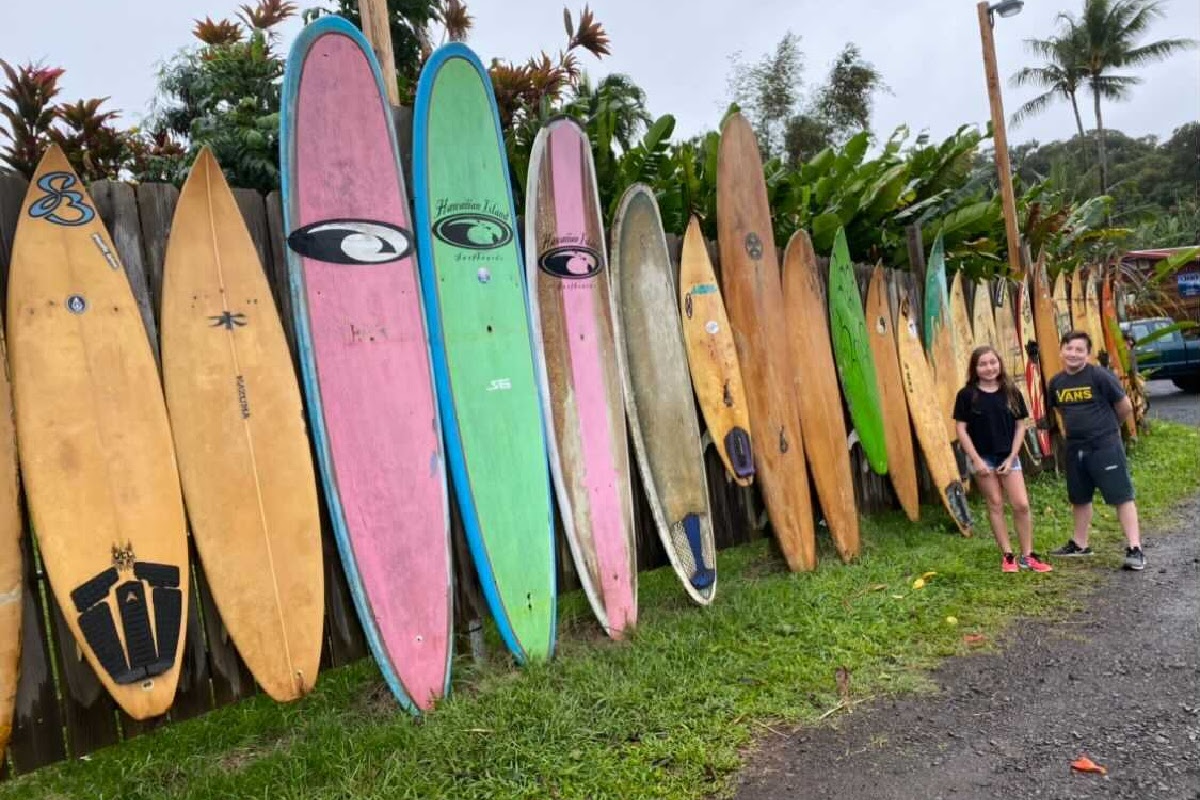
[{"left": 969, "top": 454, "right": 1022, "bottom": 474}]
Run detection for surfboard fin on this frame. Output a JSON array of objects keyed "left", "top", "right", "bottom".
[
  {"left": 681, "top": 514, "right": 715, "bottom": 590},
  {"left": 724, "top": 427, "right": 754, "bottom": 479}
]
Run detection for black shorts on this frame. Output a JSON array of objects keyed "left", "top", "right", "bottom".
[{"left": 1065, "top": 439, "right": 1135, "bottom": 506}]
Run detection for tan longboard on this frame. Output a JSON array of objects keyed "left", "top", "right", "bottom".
[
  {"left": 928, "top": 309, "right": 959, "bottom": 443},
  {"left": 993, "top": 279, "right": 1039, "bottom": 459},
  {"left": 1052, "top": 271, "right": 1072, "bottom": 341},
  {"left": 1032, "top": 255, "right": 1064, "bottom": 381},
  {"left": 948, "top": 271, "right": 974, "bottom": 388},
  {"left": 679, "top": 217, "right": 754, "bottom": 488},
  {"left": 1069, "top": 266, "right": 1094, "bottom": 363},
  {"left": 717, "top": 113, "right": 815, "bottom": 572},
  {"left": 8, "top": 146, "right": 188, "bottom": 719},
  {"left": 971, "top": 277, "right": 997, "bottom": 349},
  {"left": 781, "top": 231, "right": 859, "bottom": 562},
  {"left": 0, "top": 301, "right": 21, "bottom": 751},
  {"left": 161, "top": 149, "right": 323, "bottom": 701},
  {"left": 866, "top": 266, "right": 919, "bottom": 522},
  {"left": 894, "top": 278, "right": 972, "bottom": 536},
  {"left": 1085, "top": 267, "right": 1106, "bottom": 364}
]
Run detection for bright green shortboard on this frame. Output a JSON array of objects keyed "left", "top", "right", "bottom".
[
  {"left": 413, "top": 43, "right": 556, "bottom": 662},
  {"left": 827, "top": 227, "right": 887, "bottom": 475}
]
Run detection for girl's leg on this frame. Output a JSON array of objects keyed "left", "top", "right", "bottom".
[
  {"left": 1000, "top": 470, "right": 1033, "bottom": 556},
  {"left": 975, "top": 472, "right": 1012, "bottom": 555}
]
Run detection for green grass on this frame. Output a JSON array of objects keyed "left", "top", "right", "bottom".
[{"left": 7, "top": 420, "right": 1199, "bottom": 800}]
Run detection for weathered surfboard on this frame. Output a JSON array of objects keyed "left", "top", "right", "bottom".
[
  {"left": 717, "top": 112, "right": 815, "bottom": 572},
  {"left": 782, "top": 230, "right": 860, "bottom": 561},
  {"left": 0, "top": 287, "right": 21, "bottom": 751},
  {"left": 1016, "top": 275, "right": 1051, "bottom": 456},
  {"left": 972, "top": 277, "right": 998, "bottom": 349},
  {"left": 925, "top": 235, "right": 960, "bottom": 442},
  {"left": 1070, "top": 266, "right": 1093, "bottom": 362},
  {"left": 282, "top": 16, "right": 452, "bottom": 709},
  {"left": 993, "top": 279, "right": 1040, "bottom": 460},
  {"left": 413, "top": 41, "right": 556, "bottom": 660},
  {"left": 948, "top": 270, "right": 974, "bottom": 388},
  {"left": 8, "top": 145, "right": 188, "bottom": 718},
  {"left": 611, "top": 185, "right": 716, "bottom": 602},
  {"left": 1085, "top": 266, "right": 1106, "bottom": 364},
  {"left": 866, "top": 266, "right": 920, "bottom": 522},
  {"left": 679, "top": 217, "right": 754, "bottom": 488},
  {"left": 1032, "top": 254, "right": 1064, "bottom": 382},
  {"left": 525, "top": 117, "right": 636, "bottom": 635},
  {"left": 1101, "top": 270, "right": 1138, "bottom": 438},
  {"left": 1052, "top": 270, "right": 1072, "bottom": 340},
  {"left": 163, "top": 148, "right": 324, "bottom": 702},
  {"left": 828, "top": 228, "right": 887, "bottom": 476},
  {"left": 894, "top": 276, "right": 973, "bottom": 537}
]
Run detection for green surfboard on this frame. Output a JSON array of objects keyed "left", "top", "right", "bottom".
[
  {"left": 924, "top": 234, "right": 950, "bottom": 351},
  {"left": 413, "top": 43, "right": 556, "bottom": 662},
  {"left": 828, "top": 227, "right": 887, "bottom": 475}
]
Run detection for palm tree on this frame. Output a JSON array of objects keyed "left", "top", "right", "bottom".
[
  {"left": 1062, "top": 0, "right": 1197, "bottom": 196},
  {"left": 1009, "top": 29, "right": 1089, "bottom": 144},
  {"left": 567, "top": 73, "right": 653, "bottom": 152}
]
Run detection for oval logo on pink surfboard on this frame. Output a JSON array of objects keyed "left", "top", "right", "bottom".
[{"left": 538, "top": 245, "right": 602, "bottom": 280}]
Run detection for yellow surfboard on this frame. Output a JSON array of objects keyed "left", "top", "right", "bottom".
[
  {"left": 8, "top": 146, "right": 188, "bottom": 719},
  {"left": 1085, "top": 266, "right": 1106, "bottom": 364},
  {"left": 894, "top": 279, "right": 972, "bottom": 536},
  {"left": 1069, "top": 266, "right": 1094, "bottom": 362},
  {"left": 161, "top": 148, "right": 323, "bottom": 702},
  {"left": 993, "top": 279, "right": 1039, "bottom": 459},
  {"left": 971, "top": 278, "right": 997, "bottom": 349},
  {"left": 0, "top": 317, "right": 21, "bottom": 751},
  {"left": 781, "top": 231, "right": 859, "bottom": 562},
  {"left": 928, "top": 309, "right": 959, "bottom": 443},
  {"left": 948, "top": 271, "right": 974, "bottom": 390},
  {"left": 679, "top": 216, "right": 754, "bottom": 488},
  {"left": 866, "top": 266, "right": 919, "bottom": 522},
  {"left": 1052, "top": 271, "right": 1072, "bottom": 341}
]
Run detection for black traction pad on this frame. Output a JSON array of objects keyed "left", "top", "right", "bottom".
[
  {"left": 134, "top": 562, "right": 180, "bottom": 588},
  {"left": 78, "top": 603, "right": 131, "bottom": 681},
  {"left": 70, "top": 567, "right": 119, "bottom": 613}
]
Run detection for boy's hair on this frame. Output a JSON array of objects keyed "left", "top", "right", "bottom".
[{"left": 1060, "top": 330, "right": 1092, "bottom": 351}]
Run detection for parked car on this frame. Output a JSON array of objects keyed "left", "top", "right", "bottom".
[{"left": 1121, "top": 316, "right": 1200, "bottom": 393}]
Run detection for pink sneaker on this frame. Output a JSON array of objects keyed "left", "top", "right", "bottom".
[
  {"left": 1019, "top": 553, "right": 1053, "bottom": 573},
  {"left": 1002, "top": 553, "right": 1019, "bottom": 573}
]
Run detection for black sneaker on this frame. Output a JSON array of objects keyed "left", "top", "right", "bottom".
[
  {"left": 1123, "top": 547, "right": 1146, "bottom": 571},
  {"left": 1050, "top": 539, "right": 1094, "bottom": 557}
]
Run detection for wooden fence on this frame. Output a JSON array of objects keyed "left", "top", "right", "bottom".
[{"left": 0, "top": 173, "right": 936, "bottom": 778}]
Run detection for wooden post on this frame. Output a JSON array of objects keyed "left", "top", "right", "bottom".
[
  {"left": 977, "top": 1, "right": 1024, "bottom": 279},
  {"left": 358, "top": 0, "right": 399, "bottom": 106}
]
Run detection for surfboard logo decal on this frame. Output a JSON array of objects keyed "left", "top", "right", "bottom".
[
  {"left": 66, "top": 294, "right": 87, "bottom": 314},
  {"left": 287, "top": 219, "right": 412, "bottom": 264},
  {"left": 538, "top": 246, "right": 601, "bottom": 279},
  {"left": 209, "top": 311, "right": 248, "bottom": 330},
  {"left": 29, "top": 172, "right": 95, "bottom": 226},
  {"left": 432, "top": 212, "right": 513, "bottom": 251},
  {"left": 744, "top": 232, "right": 763, "bottom": 260}
]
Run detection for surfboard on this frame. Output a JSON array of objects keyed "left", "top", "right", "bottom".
[
  {"left": 0, "top": 292, "right": 21, "bottom": 752},
  {"left": 1052, "top": 270, "right": 1072, "bottom": 340},
  {"left": 894, "top": 277, "right": 972, "bottom": 536},
  {"left": 8, "top": 145, "right": 188, "bottom": 719},
  {"left": 971, "top": 277, "right": 997, "bottom": 349},
  {"left": 679, "top": 217, "right": 754, "bottom": 488},
  {"left": 281, "top": 16, "right": 452, "bottom": 710},
  {"left": 782, "top": 230, "right": 860, "bottom": 561},
  {"left": 1016, "top": 276, "right": 1051, "bottom": 456},
  {"left": 716, "top": 112, "right": 815, "bottom": 572},
  {"left": 1100, "top": 270, "right": 1138, "bottom": 438},
  {"left": 828, "top": 228, "right": 887, "bottom": 477},
  {"left": 162, "top": 148, "right": 323, "bottom": 702},
  {"left": 1032, "top": 254, "right": 1064, "bottom": 381},
  {"left": 924, "top": 235, "right": 960, "bottom": 442},
  {"left": 948, "top": 270, "right": 974, "bottom": 388},
  {"left": 525, "top": 117, "right": 636, "bottom": 634},
  {"left": 1070, "top": 266, "right": 1093, "bottom": 361},
  {"left": 993, "top": 278, "right": 1040, "bottom": 459},
  {"left": 1085, "top": 266, "right": 1106, "bottom": 364},
  {"left": 612, "top": 185, "right": 717, "bottom": 603},
  {"left": 866, "top": 266, "right": 920, "bottom": 521},
  {"left": 413, "top": 41, "right": 556, "bottom": 661}
]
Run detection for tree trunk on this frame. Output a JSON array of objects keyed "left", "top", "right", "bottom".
[
  {"left": 1069, "top": 90, "right": 1086, "bottom": 144},
  {"left": 1092, "top": 85, "right": 1108, "bottom": 197}
]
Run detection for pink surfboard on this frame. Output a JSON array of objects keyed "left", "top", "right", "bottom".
[
  {"left": 281, "top": 16, "right": 451, "bottom": 711},
  {"left": 526, "top": 117, "right": 637, "bottom": 637}
]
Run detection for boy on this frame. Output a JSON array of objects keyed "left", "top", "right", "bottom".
[{"left": 1044, "top": 331, "right": 1144, "bottom": 570}]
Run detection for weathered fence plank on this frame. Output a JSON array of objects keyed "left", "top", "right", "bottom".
[
  {"left": 134, "top": 182, "right": 180, "bottom": 317},
  {"left": 90, "top": 181, "right": 159, "bottom": 362}
]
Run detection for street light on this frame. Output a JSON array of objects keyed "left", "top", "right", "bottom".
[
  {"left": 991, "top": 0, "right": 1025, "bottom": 20},
  {"left": 977, "top": 0, "right": 1025, "bottom": 278}
]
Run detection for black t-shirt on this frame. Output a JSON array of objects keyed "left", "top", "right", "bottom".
[
  {"left": 953, "top": 385, "right": 1029, "bottom": 459},
  {"left": 1046, "top": 364, "right": 1125, "bottom": 444}
]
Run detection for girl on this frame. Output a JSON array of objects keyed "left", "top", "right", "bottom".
[{"left": 953, "top": 345, "right": 1052, "bottom": 573}]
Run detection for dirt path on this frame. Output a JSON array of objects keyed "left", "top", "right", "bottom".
[{"left": 733, "top": 388, "right": 1200, "bottom": 800}]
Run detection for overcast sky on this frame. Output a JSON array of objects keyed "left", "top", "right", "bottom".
[{"left": 2, "top": 0, "right": 1197, "bottom": 149}]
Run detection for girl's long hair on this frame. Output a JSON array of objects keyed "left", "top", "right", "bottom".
[{"left": 965, "top": 345, "right": 1024, "bottom": 416}]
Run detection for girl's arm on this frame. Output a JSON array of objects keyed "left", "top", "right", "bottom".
[{"left": 956, "top": 421, "right": 991, "bottom": 474}]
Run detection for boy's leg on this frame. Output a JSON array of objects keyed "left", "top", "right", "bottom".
[{"left": 1115, "top": 501, "right": 1141, "bottom": 549}]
